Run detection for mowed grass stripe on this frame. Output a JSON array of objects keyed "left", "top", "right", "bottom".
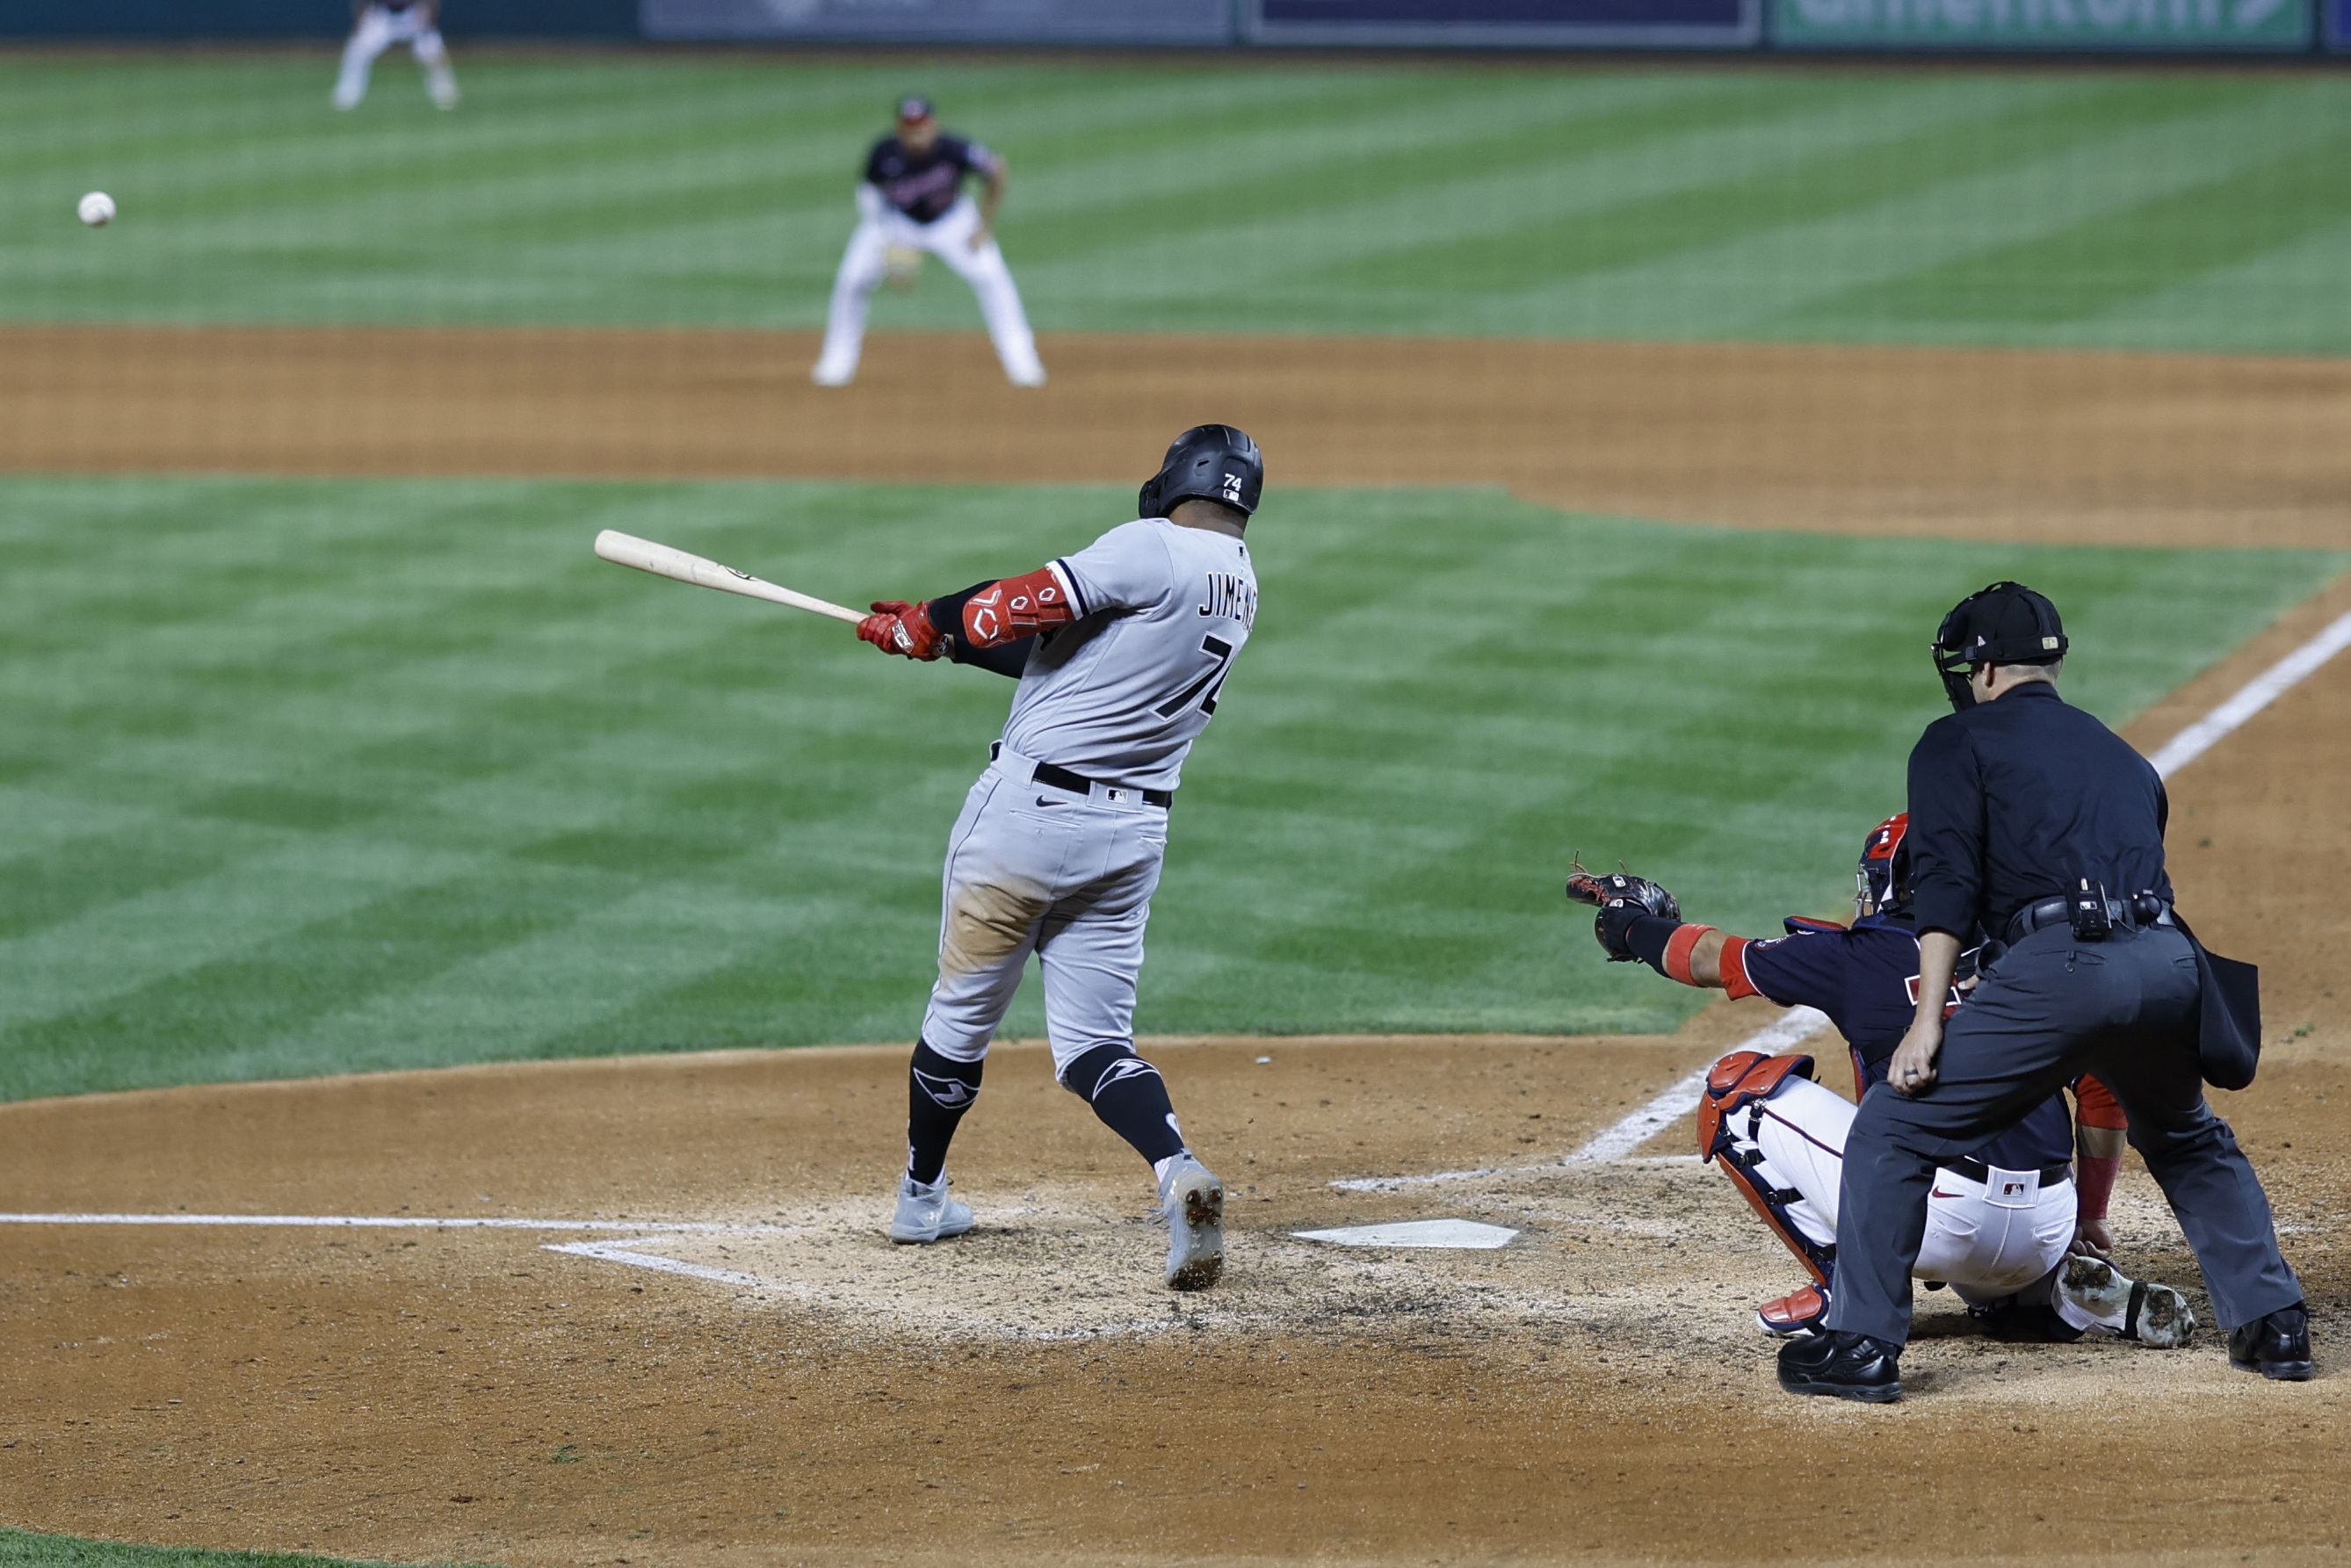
[
  {"left": 1013, "top": 74, "right": 2081, "bottom": 322},
  {"left": 0, "top": 476, "right": 2335, "bottom": 1096},
  {"left": 1478, "top": 81, "right": 2351, "bottom": 343},
  {"left": 1312, "top": 76, "right": 2258, "bottom": 296},
  {"left": 9, "top": 57, "right": 2351, "bottom": 350},
  {"left": 1786, "top": 131, "right": 2351, "bottom": 333}
]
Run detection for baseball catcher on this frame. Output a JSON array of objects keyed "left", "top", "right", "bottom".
[{"left": 1566, "top": 816, "right": 2194, "bottom": 1347}]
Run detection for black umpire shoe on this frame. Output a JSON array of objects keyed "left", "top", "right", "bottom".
[
  {"left": 1776, "top": 1329, "right": 1903, "bottom": 1403},
  {"left": 2228, "top": 1303, "right": 2314, "bottom": 1381}
]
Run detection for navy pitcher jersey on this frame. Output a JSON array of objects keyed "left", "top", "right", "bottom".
[
  {"left": 1729, "top": 914, "right": 2074, "bottom": 1171},
  {"left": 864, "top": 134, "right": 999, "bottom": 225}
]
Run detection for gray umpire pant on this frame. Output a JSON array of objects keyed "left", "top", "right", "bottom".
[{"left": 1826, "top": 923, "right": 2302, "bottom": 1345}]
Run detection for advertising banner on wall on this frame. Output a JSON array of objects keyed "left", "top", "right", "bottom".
[
  {"left": 1245, "top": 0, "right": 1761, "bottom": 47},
  {"left": 2328, "top": 0, "right": 2351, "bottom": 45},
  {"left": 641, "top": 0, "right": 1233, "bottom": 44},
  {"left": 1770, "top": 0, "right": 2311, "bottom": 49}
]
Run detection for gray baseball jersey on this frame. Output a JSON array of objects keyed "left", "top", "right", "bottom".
[{"left": 997, "top": 517, "right": 1258, "bottom": 792}]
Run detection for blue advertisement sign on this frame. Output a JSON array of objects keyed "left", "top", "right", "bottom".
[
  {"left": 1246, "top": 0, "right": 1762, "bottom": 47},
  {"left": 2329, "top": 0, "right": 2351, "bottom": 45}
]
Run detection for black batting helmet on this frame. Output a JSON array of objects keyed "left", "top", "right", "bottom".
[
  {"left": 1932, "top": 581, "right": 2066, "bottom": 712},
  {"left": 1138, "top": 425, "right": 1262, "bottom": 521}
]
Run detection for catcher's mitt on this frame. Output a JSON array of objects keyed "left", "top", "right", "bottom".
[{"left": 1565, "top": 857, "right": 1682, "bottom": 963}]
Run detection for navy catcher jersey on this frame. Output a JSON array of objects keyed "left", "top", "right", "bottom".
[
  {"left": 1730, "top": 914, "right": 2074, "bottom": 1171},
  {"left": 864, "top": 134, "right": 999, "bottom": 226}
]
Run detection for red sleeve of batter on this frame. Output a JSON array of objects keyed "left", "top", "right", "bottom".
[
  {"left": 961, "top": 564, "right": 1080, "bottom": 647},
  {"left": 1718, "top": 936, "right": 1758, "bottom": 1001},
  {"left": 2072, "top": 1073, "right": 2129, "bottom": 1131}
]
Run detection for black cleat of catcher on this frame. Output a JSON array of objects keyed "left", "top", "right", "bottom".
[
  {"left": 2228, "top": 1303, "right": 2314, "bottom": 1381},
  {"left": 1777, "top": 1330, "right": 1903, "bottom": 1403}
]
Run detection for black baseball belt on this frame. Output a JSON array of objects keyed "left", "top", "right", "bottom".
[
  {"left": 1031, "top": 759, "right": 1172, "bottom": 810},
  {"left": 1946, "top": 1157, "right": 2072, "bottom": 1188},
  {"left": 2004, "top": 894, "right": 2173, "bottom": 945}
]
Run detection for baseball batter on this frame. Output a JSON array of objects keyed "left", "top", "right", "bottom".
[
  {"left": 813, "top": 97, "right": 1045, "bottom": 388},
  {"left": 852, "top": 426, "right": 1263, "bottom": 1290},
  {"left": 1570, "top": 813, "right": 2194, "bottom": 1348},
  {"left": 332, "top": 0, "right": 458, "bottom": 112}
]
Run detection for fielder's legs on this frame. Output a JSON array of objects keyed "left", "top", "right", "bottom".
[
  {"left": 412, "top": 25, "right": 459, "bottom": 110},
  {"left": 922, "top": 199, "right": 1047, "bottom": 387},
  {"left": 814, "top": 217, "right": 893, "bottom": 386},
  {"left": 333, "top": 4, "right": 398, "bottom": 109}
]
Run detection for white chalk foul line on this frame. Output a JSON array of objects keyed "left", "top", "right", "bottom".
[
  {"left": 1328, "top": 1006, "right": 1832, "bottom": 1191},
  {"left": 0, "top": 1211, "right": 785, "bottom": 1234},
  {"left": 2147, "top": 606, "right": 2351, "bottom": 781},
  {"left": 542, "top": 1239, "right": 776, "bottom": 1289}
]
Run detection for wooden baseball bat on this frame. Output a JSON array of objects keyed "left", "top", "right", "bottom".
[{"left": 592, "top": 530, "right": 866, "bottom": 625}]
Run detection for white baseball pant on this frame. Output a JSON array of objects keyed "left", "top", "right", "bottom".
[
  {"left": 1733, "top": 1074, "right": 2093, "bottom": 1322},
  {"left": 814, "top": 191, "right": 1045, "bottom": 387},
  {"left": 334, "top": 4, "right": 456, "bottom": 111},
  {"left": 919, "top": 746, "right": 1166, "bottom": 1077}
]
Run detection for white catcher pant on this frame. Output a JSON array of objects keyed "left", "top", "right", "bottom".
[
  {"left": 815, "top": 193, "right": 1044, "bottom": 386},
  {"left": 1734, "top": 1075, "right": 2076, "bottom": 1305},
  {"left": 920, "top": 746, "right": 1166, "bottom": 1076},
  {"left": 335, "top": 4, "right": 454, "bottom": 109}
]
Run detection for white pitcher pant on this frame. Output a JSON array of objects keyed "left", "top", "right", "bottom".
[
  {"left": 815, "top": 195, "right": 1044, "bottom": 385},
  {"left": 335, "top": 5, "right": 452, "bottom": 106},
  {"left": 919, "top": 748, "right": 1167, "bottom": 1078},
  {"left": 1736, "top": 1075, "right": 2076, "bottom": 1305}
]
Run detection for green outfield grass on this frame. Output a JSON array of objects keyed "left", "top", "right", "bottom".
[
  {"left": 0, "top": 474, "right": 2333, "bottom": 1102},
  {"left": 4, "top": 54, "right": 2350, "bottom": 352},
  {"left": 0, "top": 1530, "right": 449, "bottom": 1568}
]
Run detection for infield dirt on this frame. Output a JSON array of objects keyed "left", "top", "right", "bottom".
[{"left": 1, "top": 326, "right": 2346, "bottom": 1566}]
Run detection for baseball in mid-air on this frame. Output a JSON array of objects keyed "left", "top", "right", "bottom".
[{"left": 78, "top": 191, "right": 117, "bottom": 227}]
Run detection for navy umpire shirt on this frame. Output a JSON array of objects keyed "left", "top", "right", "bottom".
[
  {"left": 1735, "top": 914, "right": 2074, "bottom": 1172},
  {"left": 1906, "top": 683, "right": 2174, "bottom": 943}
]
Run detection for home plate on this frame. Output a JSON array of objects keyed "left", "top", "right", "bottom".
[{"left": 1291, "top": 1219, "right": 1519, "bottom": 1250}]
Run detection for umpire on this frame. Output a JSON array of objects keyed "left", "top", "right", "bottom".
[{"left": 1780, "top": 582, "right": 2311, "bottom": 1401}]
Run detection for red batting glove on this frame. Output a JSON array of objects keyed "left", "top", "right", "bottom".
[{"left": 857, "top": 599, "right": 944, "bottom": 661}]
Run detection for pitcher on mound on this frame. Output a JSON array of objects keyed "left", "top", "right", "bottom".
[
  {"left": 813, "top": 97, "right": 1045, "bottom": 388},
  {"left": 851, "top": 427, "right": 1262, "bottom": 1290}
]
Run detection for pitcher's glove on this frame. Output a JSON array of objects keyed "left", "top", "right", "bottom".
[
  {"left": 857, "top": 599, "right": 944, "bottom": 661},
  {"left": 1565, "top": 860, "right": 1682, "bottom": 963}
]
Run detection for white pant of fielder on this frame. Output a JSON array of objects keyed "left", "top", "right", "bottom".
[
  {"left": 335, "top": 5, "right": 458, "bottom": 112},
  {"left": 814, "top": 193, "right": 1045, "bottom": 387},
  {"left": 1733, "top": 1074, "right": 2123, "bottom": 1333}
]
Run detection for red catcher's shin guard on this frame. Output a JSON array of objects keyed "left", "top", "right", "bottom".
[{"left": 1697, "top": 1051, "right": 1833, "bottom": 1286}]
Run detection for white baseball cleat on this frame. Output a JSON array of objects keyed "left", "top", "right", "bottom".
[
  {"left": 889, "top": 1171, "right": 973, "bottom": 1245},
  {"left": 811, "top": 361, "right": 856, "bottom": 387},
  {"left": 1155, "top": 1152, "right": 1224, "bottom": 1290},
  {"left": 1007, "top": 365, "right": 1047, "bottom": 388},
  {"left": 429, "top": 73, "right": 459, "bottom": 111}
]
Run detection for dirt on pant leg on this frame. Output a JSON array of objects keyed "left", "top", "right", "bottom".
[{"left": 939, "top": 878, "right": 1048, "bottom": 978}]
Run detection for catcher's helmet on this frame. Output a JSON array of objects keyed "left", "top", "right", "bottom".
[
  {"left": 1856, "top": 812, "right": 1912, "bottom": 920},
  {"left": 1932, "top": 581, "right": 2066, "bottom": 712},
  {"left": 1138, "top": 425, "right": 1262, "bottom": 521}
]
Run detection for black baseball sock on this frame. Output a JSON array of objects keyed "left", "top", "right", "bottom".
[
  {"left": 1060, "top": 1043, "right": 1185, "bottom": 1167},
  {"left": 905, "top": 1039, "right": 983, "bottom": 1185}
]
